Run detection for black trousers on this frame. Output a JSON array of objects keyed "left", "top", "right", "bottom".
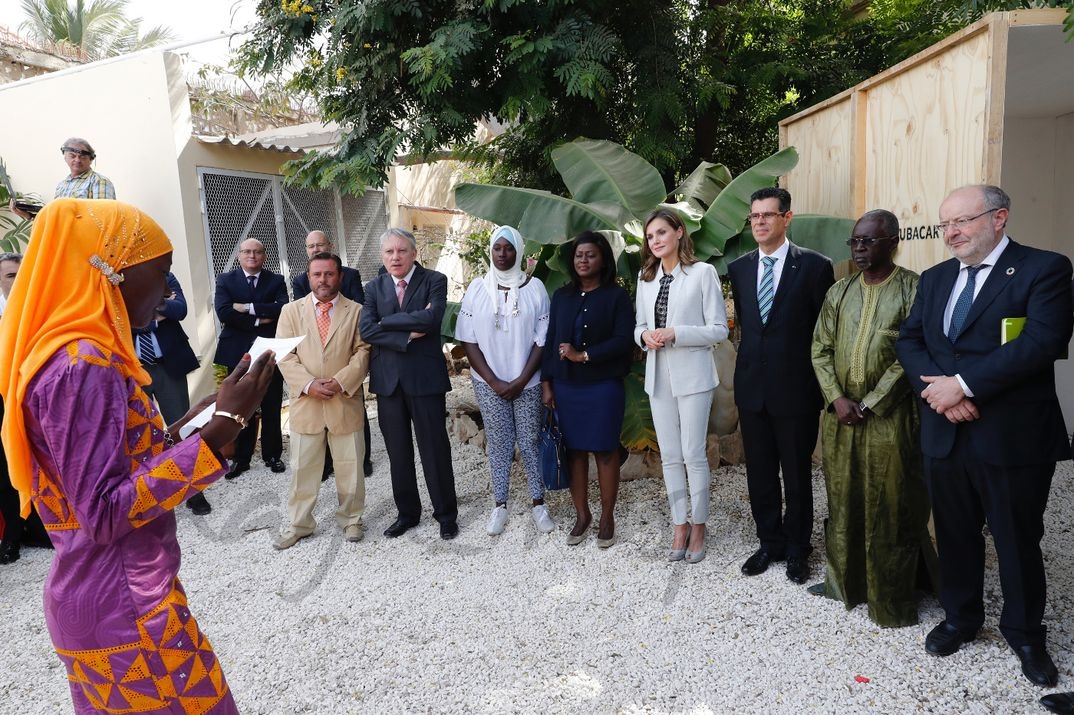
[
  {"left": 234, "top": 367, "right": 284, "bottom": 464},
  {"left": 377, "top": 388, "right": 457, "bottom": 525},
  {"left": 926, "top": 430, "right": 1054, "bottom": 648},
  {"left": 739, "top": 407, "right": 820, "bottom": 559}
]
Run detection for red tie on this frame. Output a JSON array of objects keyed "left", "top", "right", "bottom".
[
  {"left": 316, "top": 301, "right": 331, "bottom": 345},
  {"left": 396, "top": 279, "right": 407, "bottom": 306}
]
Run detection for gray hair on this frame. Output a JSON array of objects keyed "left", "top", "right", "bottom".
[
  {"left": 979, "top": 185, "right": 1012, "bottom": 212},
  {"left": 0, "top": 252, "right": 22, "bottom": 264},
  {"left": 62, "top": 137, "right": 96, "bottom": 157},
  {"left": 379, "top": 227, "right": 417, "bottom": 250}
]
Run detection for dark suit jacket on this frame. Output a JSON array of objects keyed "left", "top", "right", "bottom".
[
  {"left": 360, "top": 264, "right": 451, "bottom": 396},
  {"left": 293, "top": 265, "right": 365, "bottom": 304},
  {"left": 213, "top": 267, "right": 289, "bottom": 369},
  {"left": 896, "top": 239, "right": 1073, "bottom": 465},
  {"left": 728, "top": 242, "right": 835, "bottom": 415},
  {"left": 137, "top": 272, "right": 198, "bottom": 378},
  {"left": 540, "top": 284, "right": 634, "bottom": 382}
]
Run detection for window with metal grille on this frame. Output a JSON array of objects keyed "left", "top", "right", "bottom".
[{"left": 198, "top": 167, "right": 388, "bottom": 305}]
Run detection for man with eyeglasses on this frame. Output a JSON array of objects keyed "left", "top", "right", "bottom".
[
  {"left": 292, "top": 230, "right": 373, "bottom": 479},
  {"left": 9, "top": 137, "right": 115, "bottom": 220},
  {"left": 809, "top": 210, "right": 936, "bottom": 627},
  {"left": 213, "top": 238, "right": 289, "bottom": 479},
  {"left": 729, "top": 186, "right": 834, "bottom": 587},
  {"left": 896, "top": 185, "right": 1072, "bottom": 691}
]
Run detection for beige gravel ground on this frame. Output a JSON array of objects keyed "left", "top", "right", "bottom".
[{"left": 3, "top": 414, "right": 1074, "bottom": 714}]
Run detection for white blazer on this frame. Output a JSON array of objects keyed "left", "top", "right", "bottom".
[{"left": 634, "top": 261, "right": 728, "bottom": 397}]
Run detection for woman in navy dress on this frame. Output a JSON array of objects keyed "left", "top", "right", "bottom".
[{"left": 541, "top": 231, "right": 634, "bottom": 548}]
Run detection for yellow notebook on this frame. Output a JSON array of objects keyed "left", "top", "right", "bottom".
[{"left": 1001, "top": 317, "right": 1068, "bottom": 359}]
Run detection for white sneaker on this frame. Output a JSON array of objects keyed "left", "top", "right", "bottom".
[
  {"left": 486, "top": 505, "right": 508, "bottom": 535},
  {"left": 532, "top": 504, "right": 555, "bottom": 534}
]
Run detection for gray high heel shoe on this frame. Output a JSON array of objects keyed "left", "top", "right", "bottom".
[{"left": 668, "top": 528, "right": 689, "bottom": 561}]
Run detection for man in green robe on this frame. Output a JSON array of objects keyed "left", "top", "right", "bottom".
[{"left": 810, "top": 209, "right": 937, "bottom": 627}]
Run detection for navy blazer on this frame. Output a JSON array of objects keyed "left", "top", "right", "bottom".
[
  {"left": 212, "top": 267, "right": 289, "bottom": 369},
  {"left": 135, "top": 272, "right": 198, "bottom": 378},
  {"left": 896, "top": 239, "right": 1073, "bottom": 465},
  {"left": 728, "top": 242, "right": 834, "bottom": 415},
  {"left": 293, "top": 265, "right": 365, "bottom": 304},
  {"left": 541, "top": 284, "right": 634, "bottom": 383},
  {"left": 361, "top": 264, "right": 451, "bottom": 397}
]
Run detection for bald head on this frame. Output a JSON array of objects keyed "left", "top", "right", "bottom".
[
  {"left": 305, "top": 230, "right": 333, "bottom": 259},
  {"left": 238, "top": 238, "right": 266, "bottom": 272}
]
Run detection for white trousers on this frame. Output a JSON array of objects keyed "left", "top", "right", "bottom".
[
  {"left": 650, "top": 351, "right": 714, "bottom": 525},
  {"left": 287, "top": 428, "right": 366, "bottom": 534}
]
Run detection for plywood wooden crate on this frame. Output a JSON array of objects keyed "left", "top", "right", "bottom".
[
  {"left": 779, "top": 8, "right": 1074, "bottom": 275},
  {"left": 779, "top": 7, "right": 1074, "bottom": 424}
]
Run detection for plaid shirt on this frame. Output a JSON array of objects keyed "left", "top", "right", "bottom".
[{"left": 54, "top": 168, "right": 116, "bottom": 200}]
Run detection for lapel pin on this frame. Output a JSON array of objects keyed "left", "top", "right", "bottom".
[{"left": 1006, "top": 267, "right": 1015, "bottom": 276}]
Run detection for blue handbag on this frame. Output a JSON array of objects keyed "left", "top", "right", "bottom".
[{"left": 539, "top": 407, "right": 570, "bottom": 491}]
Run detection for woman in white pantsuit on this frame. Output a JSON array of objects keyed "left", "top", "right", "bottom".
[{"left": 635, "top": 208, "right": 728, "bottom": 564}]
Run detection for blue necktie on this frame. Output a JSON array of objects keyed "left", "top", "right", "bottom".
[
  {"left": 948, "top": 265, "right": 983, "bottom": 342},
  {"left": 758, "top": 256, "right": 776, "bottom": 325},
  {"left": 247, "top": 274, "right": 257, "bottom": 297}
]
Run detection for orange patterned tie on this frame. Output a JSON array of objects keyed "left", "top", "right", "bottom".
[{"left": 317, "top": 301, "right": 331, "bottom": 345}]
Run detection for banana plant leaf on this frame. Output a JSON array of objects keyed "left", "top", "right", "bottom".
[
  {"left": 709, "top": 214, "right": 857, "bottom": 275},
  {"left": 551, "top": 138, "right": 667, "bottom": 218},
  {"left": 454, "top": 183, "right": 626, "bottom": 244},
  {"left": 621, "top": 360, "right": 657, "bottom": 451},
  {"left": 694, "top": 147, "right": 800, "bottom": 260},
  {"left": 673, "top": 161, "right": 733, "bottom": 211}
]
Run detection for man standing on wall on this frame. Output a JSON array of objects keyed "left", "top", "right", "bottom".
[{"left": 728, "top": 187, "right": 835, "bottom": 586}]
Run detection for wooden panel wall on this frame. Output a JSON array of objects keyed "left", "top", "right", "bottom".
[
  {"left": 780, "top": 94, "right": 854, "bottom": 220},
  {"left": 862, "top": 28, "right": 994, "bottom": 273}
]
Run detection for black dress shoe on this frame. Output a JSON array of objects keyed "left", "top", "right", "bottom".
[
  {"left": 363, "top": 460, "right": 373, "bottom": 477},
  {"left": 383, "top": 518, "right": 418, "bottom": 538},
  {"left": 741, "top": 549, "right": 782, "bottom": 576},
  {"left": 266, "top": 457, "right": 286, "bottom": 473},
  {"left": 440, "top": 522, "right": 459, "bottom": 540},
  {"left": 1015, "top": 644, "right": 1058, "bottom": 687},
  {"left": 224, "top": 462, "right": 249, "bottom": 481},
  {"left": 185, "top": 493, "right": 212, "bottom": 516},
  {"left": 0, "top": 540, "right": 19, "bottom": 564},
  {"left": 924, "top": 620, "right": 976, "bottom": 657},
  {"left": 1040, "top": 692, "right": 1074, "bottom": 714},
  {"left": 786, "top": 557, "right": 810, "bottom": 585}
]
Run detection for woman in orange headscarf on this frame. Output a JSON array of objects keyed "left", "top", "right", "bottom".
[{"left": 0, "top": 198, "right": 274, "bottom": 714}]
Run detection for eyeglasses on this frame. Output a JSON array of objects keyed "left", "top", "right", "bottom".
[
  {"left": 238, "top": 249, "right": 265, "bottom": 255},
  {"left": 60, "top": 147, "right": 93, "bottom": 158},
  {"left": 846, "top": 236, "right": 896, "bottom": 247},
  {"left": 937, "top": 208, "right": 997, "bottom": 233},
  {"left": 746, "top": 211, "right": 787, "bottom": 223}
]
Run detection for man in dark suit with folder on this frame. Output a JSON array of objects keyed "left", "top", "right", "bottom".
[
  {"left": 896, "top": 184, "right": 1073, "bottom": 688},
  {"left": 361, "top": 228, "right": 458, "bottom": 540}
]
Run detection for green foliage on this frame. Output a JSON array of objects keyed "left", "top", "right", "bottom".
[
  {"left": 238, "top": 0, "right": 1074, "bottom": 194},
  {"left": 19, "top": 0, "right": 175, "bottom": 60},
  {"left": 0, "top": 161, "right": 34, "bottom": 253}
]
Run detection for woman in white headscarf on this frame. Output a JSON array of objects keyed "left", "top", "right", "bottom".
[{"left": 456, "top": 225, "right": 554, "bottom": 536}]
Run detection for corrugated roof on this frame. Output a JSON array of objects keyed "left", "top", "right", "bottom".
[{"left": 195, "top": 121, "right": 342, "bottom": 154}]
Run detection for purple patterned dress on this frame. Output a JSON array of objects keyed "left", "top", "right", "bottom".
[{"left": 23, "top": 340, "right": 238, "bottom": 714}]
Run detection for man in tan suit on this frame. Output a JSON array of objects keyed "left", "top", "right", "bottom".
[{"left": 273, "top": 253, "right": 370, "bottom": 550}]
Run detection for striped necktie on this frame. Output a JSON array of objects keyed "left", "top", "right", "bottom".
[
  {"left": 758, "top": 256, "right": 776, "bottom": 324},
  {"left": 137, "top": 331, "right": 156, "bottom": 365}
]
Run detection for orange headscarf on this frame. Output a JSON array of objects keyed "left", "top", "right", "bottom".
[{"left": 0, "top": 198, "right": 172, "bottom": 515}]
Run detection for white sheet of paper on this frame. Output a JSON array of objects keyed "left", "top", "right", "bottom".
[{"left": 177, "top": 335, "right": 305, "bottom": 440}]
